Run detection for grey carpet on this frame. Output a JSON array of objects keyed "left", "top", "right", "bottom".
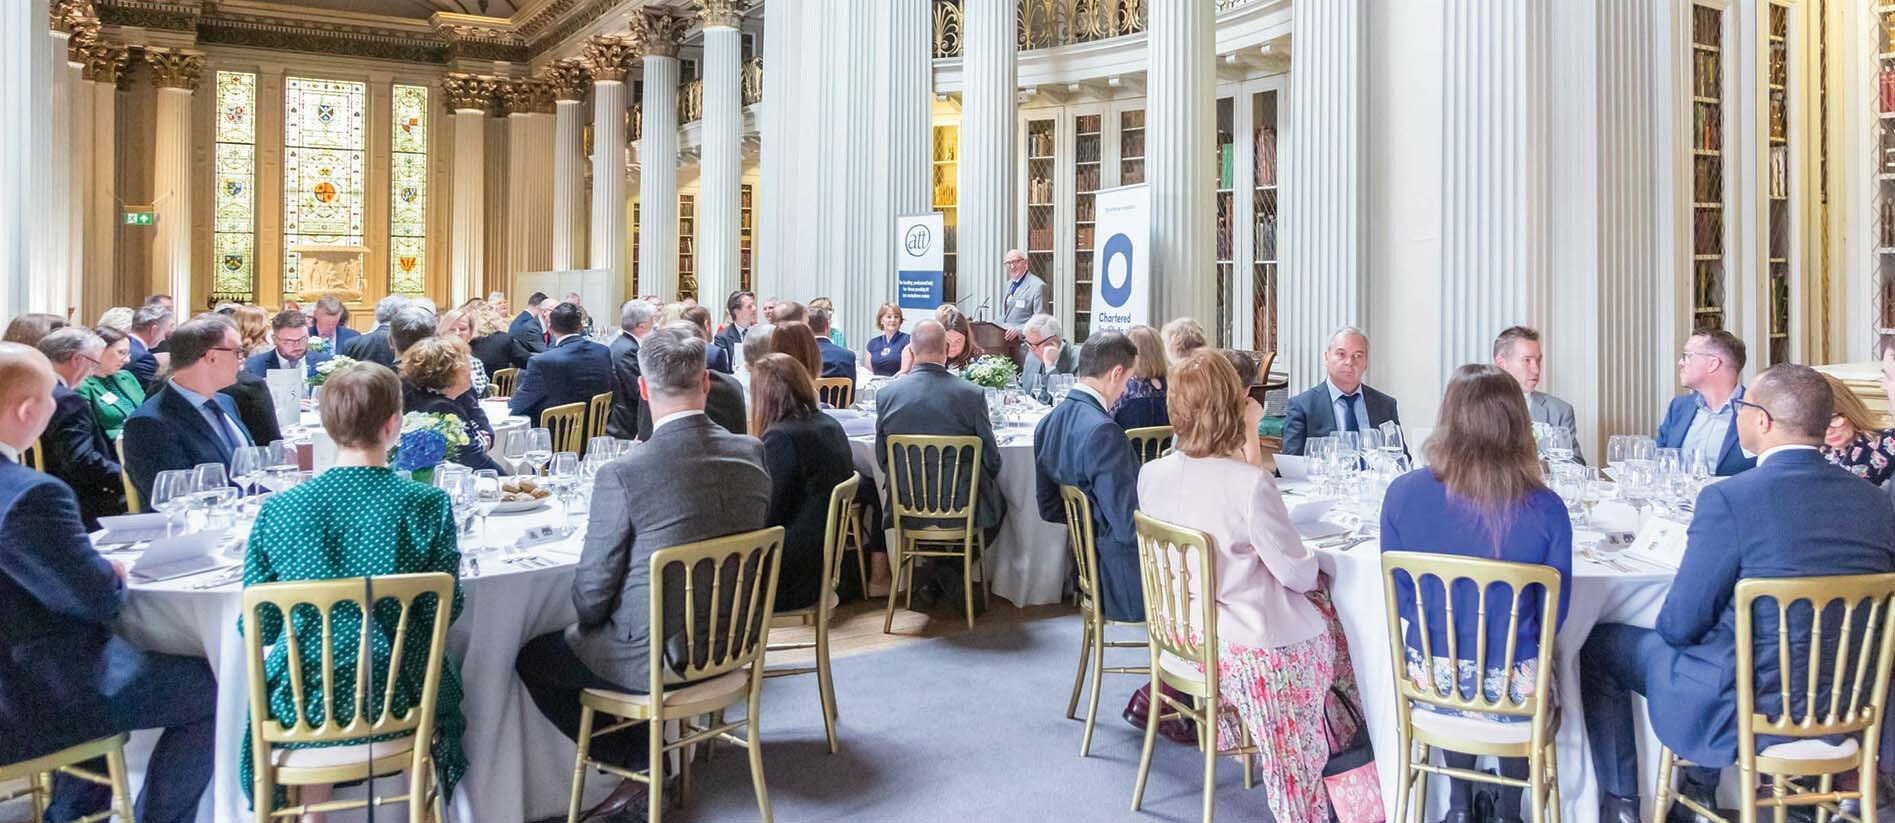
[{"left": 665, "top": 612, "right": 1284, "bottom": 822}]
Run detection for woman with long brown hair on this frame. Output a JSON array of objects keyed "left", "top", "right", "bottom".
[
  {"left": 770, "top": 321, "right": 826, "bottom": 383},
  {"left": 1381, "top": 363, "right": 1573, "bottom": 822},
  {"left": 897, "top": 304, "right": 984, "bottom": 374},
  {"left": 1820, "top": 373, "right": 1895, "bottom": 485},
  {"left": 749, "top": 353, "right": 854, "bottom": 611},
  {"left": 233, "top": 304, "right": 271, "bottom": 356},
  {"left": 1135, "top": 351, "right": 1342, "bottom": 823}
]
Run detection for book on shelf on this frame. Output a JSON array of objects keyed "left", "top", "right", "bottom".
[{"left": 1219, "top": 144, "right": 1235, "bottom": 189}]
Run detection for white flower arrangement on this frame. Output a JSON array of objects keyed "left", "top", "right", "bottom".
[{"left": 306, "top": 355, "right": 357, "bottom": 387}]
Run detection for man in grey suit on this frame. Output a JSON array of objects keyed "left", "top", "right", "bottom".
[
  {"left": 514, "top": 325, "right": 771, "bottom": 821},
  {"left": 1019, "top": 313, "right": 1077, "bottom": 403},
  {"left": 875, "top": 319, "right": 1007, "bottom": 609},
  {"left": 998, "top": 248, "right": 1048, "bottom": 343},
  {"left": 1494, "top": 326, "right": 1586, "bottom": 465}
]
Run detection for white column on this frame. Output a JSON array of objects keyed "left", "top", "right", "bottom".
[
  {"left": 504, "top": 81, "right": 555, "bottom": 279},
  {"left": 697, "top": 5, "right": 743, "bottom": 310},
  {"left": 887, "top": 0, "right": 932, "bottom": 235},
  {"left": 66, "top": 48, "right": 89, "bottom": 317},
  {"left": 84, "top": 46, "right": 123, "bottom": 317},
  {"left": 443, "top": 74, "right": 494, "bottom": 307},
  {"left": 585, "top": 36, "right": 634, "bottom": 296},
  {"left": 636, "top": 13, "right": 685, "bottom": 301},
  {"left": 42, "top": 30, "right": 75, "bottom": 316},
  {"left": 0, "top": 0, "right": 51, "bottom": 318},
  {"left": 147, "top": 49, "right": 202, "bottom": 309},
  {"left": 957, "top": 0, "right": 1015, "bottom": 317},
  {"left": 756, "top": 0, "right": 794, "bottom": 295},
  {"left": 1147, "top": 1, "right": 1215, "bottom": 337},
  {"left": 550, "top": 63, "right": 588, "bottom": 271}
]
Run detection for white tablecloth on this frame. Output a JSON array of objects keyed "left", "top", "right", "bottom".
[
  {"left": 1316, "top": 510, "right": 1677, "bottom": 820},
  {"left": 114, "top": 503, "right": 614, "bottom": 822},
  {"left": 843, "top": 413, "right": 1072, "bottom": 606}
]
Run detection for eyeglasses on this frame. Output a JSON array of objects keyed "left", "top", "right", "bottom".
[
  {"left": 208, "top": 346, "right": 242, "bottom": 357},
  {"left": 1677, "top": 350, "right": 1719, "bottom": 364},
  {"left": 1730, "top": 397, "right": 1774, "bottom": 424}
]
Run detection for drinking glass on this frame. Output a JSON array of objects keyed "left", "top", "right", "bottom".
[
  {"left": 985, "top": 389, "right": 1003, "bottom": 423},
  {"left": 1620, "top": 458, "right": 1657, "bottom": 522},
  {"left": 587, "top": 436, "right": 616, "bottom": 458},
  {"left": 548, "top": 452, "right": 581, "bottom": 521},
  {"left": 198, "top": 486, "right": 239, "bottom": 531},
  {"left": 524, "top": 428, "right": 554, "bottom": 476},
  {"left": 1606, "top": 435, "right": 1635, "bottom": 474},
  {"left": 472, "top": 469, "right": 500, "bottom": 549},
  {"left": 1543, "top": 428, "right": 1576, "bottom": 465},
  {"left": 230, "top": 446, "right": 265, "bottom": 496},
  {"left": 149, "top": 470, "right": 196, "bottom": 537},
  {"left": 1550, "top": 463, "right": 1586, "bottom": 517},
  {"left": 1578, "top": 467, "right": 1606, "bottom": 528},
  {"left": 504, "top": 428, "right": 528, "bottom": 472},
  {"left": 1306, "top": 436, "right": 1336, "bottom": 494}
]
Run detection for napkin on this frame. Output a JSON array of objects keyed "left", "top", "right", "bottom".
[
  {"left": 1275, "top": 454, "right": 1310, "bottom": 481},
  {"left": 130, "top": 529, "right": 229, "bottom": 582},
  {"left": 1623, "top": 518, "right": 1689, "bottom": 570},
  {"left": 95, "top": 513, "right": 171, "bottom": 545}
]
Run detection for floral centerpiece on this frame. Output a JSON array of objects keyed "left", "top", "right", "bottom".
[
  {"left": 391, "top": 412, "right": 470, "bottom": 484},
  {"left": 306, "top": 335, "right": 328, "bottom": 353},
  {"left": 962, "top": 355, "right": 1020, "bottom": 390},
  {"left": 306, "top": 355, "right": 356, "bottom": 388}
]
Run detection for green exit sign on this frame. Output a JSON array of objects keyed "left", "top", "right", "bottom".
[{"left": 123, "top": 208, "right": 154, "bottom": 226}]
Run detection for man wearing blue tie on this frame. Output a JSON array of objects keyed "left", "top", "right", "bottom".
[
  {"left": 122, "top": 314, "right": 253, "bottom": 503},
  {"left": 1281, "top": 326, "right": 1402, "bottom": 456}
]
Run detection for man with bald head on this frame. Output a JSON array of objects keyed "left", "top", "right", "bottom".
[
  {"left": 0, "top": 343, "right": 216, "bottom": 823},
  {"left": 873, "top": 319, "right": 1007, "bottom": 614},
  {"left": 1281, "top": 325, "right": 1402, "bottom": 456}
]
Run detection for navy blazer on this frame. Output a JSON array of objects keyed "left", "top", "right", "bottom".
[
  {"left": 606, "top": 333, "right": 644, "bottom": 440},
  {"left": 817, "top": 338, "right": 857, "bottom": 383},
  {"left": 241, "top": 348, "right": 330, "bottom": 381},
  {"left": 340, "top": 326, "right": 396, "bottom": 368},
  {"left": 1643, "top": 448, "right": 1895, "bottom": 767},
  {"left": 1281, "top": 380, "right": 1402, "bottom": 457},
  {"left": 126, "top": 336, "right": 160, "bottom": 393},
  {"left": 43, "top": 384, "right": 124, "bottom": 529},
  {"left": 122, "top": 383, "right": 243, "bottom": 504},
  {"left": 0, "top": 456, "right": 145, "bottom": 761},
  {"left": 404, "top": 385, "right": 504, "bottom": 474},
  {"left": 713, "top": 324, "right": 745, "bottom": 373},
  {"left": 706, "top": 344, "right": 734, "bottom": 375},
  {"left": 508, "top": 336, "right": 612, "bottom": 427},
  {"left": 314, "top": 325, "right": 359, "bottom": 352},
  {"left": 508, "top": 311, "right": 547, "bottom": 368},
  {"left": 634, "top": 370, "right": 749, "bottom": 440},
  {"left": 1657, "top": 391, "right": 1756, "bottom": 477},
  {"left": 1033, "top": 391, "right": 1143, "bottom": 622}
]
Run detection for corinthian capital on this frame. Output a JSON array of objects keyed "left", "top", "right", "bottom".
[
  {"left": 145, "top": 49, "right": 205, "bottom": 91},
  {"left": 631, "top": 10, "right": 690, "bottom": 59},
  {"left": 501, "top": 79, "right": 555, "bottom": 115},
  {"left": 50, "top": 0, "right": 95, "bottom": 34},
  {"left": 440, "top": 73, "right": 499, "bottom": 113},
  {"left": 583, "top": 36, "right": 637, "bottom": 83},
  {"left": 544, "top": 60, "right": 591, "bottom": 102},
  {"left": 695, "top": 0, "right": 746, "bottom": 29},
  {"left": 80, "top": 42, "right": 130, "bottom": 84}
]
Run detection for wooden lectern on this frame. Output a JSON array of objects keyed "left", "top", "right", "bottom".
[{"left": 970, "top": 321, "right": 1023, "bottom": 370}]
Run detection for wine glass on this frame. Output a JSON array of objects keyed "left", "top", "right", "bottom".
[
  {"left": 198, "top": 486, "right": 239, "bottom": 531},
  {"left": 523, "top": 428, "right": 554, "bottom": 476},
  {"left": 548, "top": 451, "right": 581, "bottom": 522},
  {"left": 504, "top": 428, "right": 528, "bottom": 472},
  {"left": 230, "top": 446, "right": 265, "bottom": 497},
  {"left": 1544, "top": 427, "right": 1577, "bottom": 466},
  {"left": 472, "top": 469, "right": 500, "bottom": 550},
  {"left": 1606, "top": 435, "right": 1634, "bottom": 476},
  {"left": 587, "top": 436, "right": 616, "bottom": 458},
  {"left": 149, "top": 470, "right": 196, "bottom": 538},
  {"left": 1578, "top": 467, "right": 1606, "bottom": 529}
]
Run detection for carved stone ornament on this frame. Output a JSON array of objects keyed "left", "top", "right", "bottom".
[
  {"left": 545, "top": 60, "right": 590, "bottom": 102},
  {"left": 80, "top": 42, "right": 130, "bottom": 84},
  {"left": 626, "top": 103, "right": 641, "bottom": 143},
  {"left": 441, "top": 73, "right": 499, "bottom": 113},
  {"left": 582, "top": 36, "right": 636, "bottom": 83},
  {"left": 144, "top": 49, "right": 205, "bottom": 90},
  {"left": 632, "top": 10, "right": 689, "bottom": 59},
  {"left": 50, "top": 0, "right": 95, "bottom": 34},
  {"left": 695, "top": 0, "right": 745, "bottom": 29},
  {"left": 502, "top": 79, "right": 555, "bottom": 115}
]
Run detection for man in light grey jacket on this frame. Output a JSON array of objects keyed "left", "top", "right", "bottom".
[
  {"left": 998, "top": 248, "right": 1048, "bottom": 343},
  {"left": 514, "top": 325, "right": 770, "bottom": 819},
  {"left": 1495, "top": 325, "right": 1586, "bottom": 465},
  {"left": 1019, "top": 313, "right": 1077, "bottom": 403}
]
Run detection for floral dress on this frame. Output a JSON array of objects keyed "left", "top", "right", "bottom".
[
  {"left": 239, "top": 466, "right": 468, "bottom": 803},
  {"left": 1824, "top": 429, "right": 1895, "bottom": 487}
]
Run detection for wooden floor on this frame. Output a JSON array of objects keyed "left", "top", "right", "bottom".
[{"left": 766, "top": 597, "right": 1074, "bottom": 667}]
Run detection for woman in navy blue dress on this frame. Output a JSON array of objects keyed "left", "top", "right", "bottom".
[
  {"left": 866, "top": 303, "right": 910, "bottom": 377},
  {"left": 1111, "top": 325, "right": 1169, "bottom": 429}
]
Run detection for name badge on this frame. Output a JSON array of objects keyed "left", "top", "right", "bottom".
[{"left": 100, "top": 392, "right": 117, "bottom": 405}]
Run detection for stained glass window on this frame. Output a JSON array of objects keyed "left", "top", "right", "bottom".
[
  {"left": 389, "top": 84, "right": 428, "bottom": 295},
  {"left": 283, "top": 77, "right": 367, "bottom": 299},
  {"left": 212, "top": 71, "right": 257, "bottom": 304}
]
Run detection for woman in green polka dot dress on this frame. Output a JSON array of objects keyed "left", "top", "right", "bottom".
[{"left": 239, "top": 360, "right": 468, "bottom": 810}]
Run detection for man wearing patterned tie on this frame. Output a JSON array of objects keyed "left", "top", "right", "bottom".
[
  {"left": 121, "top": 314, "right": 253, "bottom": 504},
  {"left": 1281, "top": 325, "right": 1402, "bottom": 456}
]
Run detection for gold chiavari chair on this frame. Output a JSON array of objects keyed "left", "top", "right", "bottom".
[
  {"left": 814, "top": 377, "right": 854, "bottom": 409},
  {"left": 22, "top": 438, "right": 45, "bottom": 471},
  {"left": 587, "top": 392, "right": 612, "bottom": 445},
  {"left": 841, "top": 499, "right": 871, "bottom": 597},
  {"left": 490, "top": 368, "right": 519, "bottom": 399},
  {"left": 115, "top": 437, "right": 139, "bottom": 513},
  {"left": 882, "top": 434, "right": 988, "bottom": 632},
  {"left": 0, "top": 734, "right": 133, "bottom": 823},
  {"left": 1123, "top": 426, "right": 1175, "bottom": 466},
  {"left": 1060, "top": 485, "right": 1149, "bottom": 757},
  {"left": 1651, "top": 573, "right": 1895, "bottom": 823},
  {"left": 764, "top": 475, "right": 860, "bottom": 753},
  {"left": 1381, "top": 551, "right": 1562, "bottom": 823},
  {"left": 242, "top": 572, "right": 456, "bottom": 823},
  {"left": 1129, "top": 511, "right": 1255, "bottom": 823},
  {"left": 541, "top": 402, "right": 586, "bottom": 455},
  {"left": 566, "top": 527, "right": 785, "bottom": 823}
]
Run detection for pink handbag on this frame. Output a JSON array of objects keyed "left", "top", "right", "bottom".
[{"left": 1323, "top": 687, "right": 1385, "bottom": 823}]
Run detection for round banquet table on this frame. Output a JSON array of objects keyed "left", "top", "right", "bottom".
[
  {"left": 295, "top": 399, "right": 526, "bottom": 469},
  {"left": 111, "top": 500, "right": 618, "bottom": 822},
  {"left": 1313, "top": 498, "right": 1680, "bottom": 821},
  {"left": 834, "top": 407, "right": 1074, "bottom": 607}
]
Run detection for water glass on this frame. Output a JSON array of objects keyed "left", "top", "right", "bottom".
[
  {"left": 548, "top": 451, "right": 581, "bottom": 519},
  {"left": 1543, "top": 427, "right": 1577, "bottom": 465},
  {"left": 149, "top": 470, "right": 197, "bottom": 537},
  {"left": 504, "top": 429, "right": 529, "bottom": 472},
  {"left": 984, "top": 388, "right": 1003, "bottom": 423},
  {"left": 587, "top": 436, "right": 616, "bottom": 458},
  {"left": 231, "top": 446, "right": 266, "bottom": 496},
  {"left": 472, "top": 469, "right": 501, "bottom": 550},
  {"left": 524, "top": 428, "right": 554, "bottom": 476},
  {"left": 198, "top": 486, "right": 239, "bottom": 531}
]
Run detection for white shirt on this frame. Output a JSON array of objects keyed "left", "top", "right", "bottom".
[
  {"left": 1755, "top": 443, "right": 1819, "bottom": 467},
  {"left": 0, "top": 441, "right": 19, "bottom": 464},
  {"left": 650, "top": 409, "right": 707, "bottom": 436},
  {"left": 1070, "top": 383, "right": 1110, "bottom": 410}
]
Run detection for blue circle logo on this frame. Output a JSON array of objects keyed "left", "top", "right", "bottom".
[
  {"left": 1100, "top": 233, "right": 1133, "bottom": 308},
  {"left": 904, "top": 224, "right": 932, "bottom": 257}
]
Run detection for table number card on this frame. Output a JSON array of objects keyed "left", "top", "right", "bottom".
[{"left": 1624, "top": 518, "right": 1689, "bottom": 570}]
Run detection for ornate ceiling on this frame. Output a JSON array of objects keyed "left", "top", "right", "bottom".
[{"left": 294, "top": 0, "right": 521, "bottom": 18}]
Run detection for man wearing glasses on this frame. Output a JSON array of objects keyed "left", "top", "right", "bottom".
[
  {"left": 34, "top": 328, "right": 124, "bottom": 529},
  {"left": 999, "top": 249, "right": 1047, "bottom": 344},
  {"left": 122, "top": 314, "right": 253, "bottom": 504},
  {"left": 1019, "top": 313, "right": 1076, "bottom": 402},
  {"left": 1656, "top": 328, "right": 1756, "bottom": 476}
]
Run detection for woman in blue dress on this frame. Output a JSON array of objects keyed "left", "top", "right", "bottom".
[{"left": 866, "top": 303, "right": 910, "bottom": 377}]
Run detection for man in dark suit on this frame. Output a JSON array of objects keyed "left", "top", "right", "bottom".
[
  {"left": 1656, "top": 327, "right": 1756, "bottom": 477},
  {"left": 308, "top": 294, "right": 359, "bottom": 354},
  {"left": 1033, "top": 331, "right": 1141, "bottom": 622},
  {"left": 36, "top": 329, "right": 124, "bottom": 529},
  {"left": 1581, "top": 364, "right": 1895, "bottom": 822},
  {"left": 125, "top": 303, "right": 172, "bottom": 393},
  {"left": 1281, "top": 325, "right": 1402, "bottom": 456},
  {"left": 514, "top": 326, "right": 771, "bottom": 819},
  {"left": 508, "top": 301, "right": 611, "bottom": 427},
  {"left": 713, "top": 289, "right": 756, "bottom": 369},
  {"left": 606, "top": 299, "right": 655, "bottom": 440},
  {"left": 0, "top": 342, "right": 216, "bottom": 823},
  {"left": 122, "top": 314, "right": 252, "bottom": 504},
  {"left": 508, "top": 291, "right": 552, "bottom": 368},
  {"left": 340, "top": 294, "right": 408, "bottom": 369},
  {"left": 241, "top": 309, "right": 326, "bottom": 380},
  {"left": 808, "top": 307, "right": 857, "bottom": 382}
]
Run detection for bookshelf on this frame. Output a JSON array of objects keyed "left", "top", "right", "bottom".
[
  {"left": 1764, "top": 1, "right": 1790, "bottom": 364},
  {"left": 1024, "top": 117, "right": 1057, "bottom": 283},
  {"left": 932, "top": 123, "right": 960, "bottom": 300},
  {"left": 1215, "top": 97, "right": 1236, "bottom": 347},
  {"left": 631, "top": 202, "right": 640, "bottom": 297},
  {"left": 1689, "top": 2, "right": 1727, "bottom": 332},
  {"left": 1119, "top": 109, "right": 1145, "bottom": 186},
  {"left": 1073, "top": 112, "right": 1103, "bottom": 340},
  {"left": 1877, "top": 5, "right": 1895, "bottom": 333},
  {"left": 740, "top": 183, "right": 754, "bottom": 292},
  {"left": 678, "top": 193, "right": 696, "bottom": 302},
  {"left": 1252, "top": 89, "right": 1279, "bottom": 354}
]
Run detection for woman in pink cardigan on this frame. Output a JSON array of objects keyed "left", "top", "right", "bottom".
[{"left": 1136, "top": 351, "right": 1343, "bottom": 823}]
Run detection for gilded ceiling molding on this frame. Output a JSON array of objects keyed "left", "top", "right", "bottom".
[
  {"left": 50, "top": 0, "right": 98, "bottom": 34},
  {"left": 93, "top": 0, "right": 199, "bottom": 33},
  {"left": 631, "top": 10, "right": 689, "bottom": 59},
  {"left": 438, "top": 22, "right": 530, "bottom": 64},
  {"left": 501, "top": 78, "right": 555, "bottom": 115},
  {"left": 441, "top": 73, "right": 501, "bottom": 113},
  {"left": 544, "top": 60, "right": 591, "bottom": 103},
  {"left": 80, "top": 42, "right": 131, "bottom": 84},
  {"left": 695, "top": 0, "right": 745, "bottom": 30},
  {"left": 582, "top": 35, "right": 636, "bottom": 83},
  {"left": 144, "top": 48, "right": 204, "bottom": 90},
  {"left": 528, "top": 0, "right": 617, "bottom": 59}
]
